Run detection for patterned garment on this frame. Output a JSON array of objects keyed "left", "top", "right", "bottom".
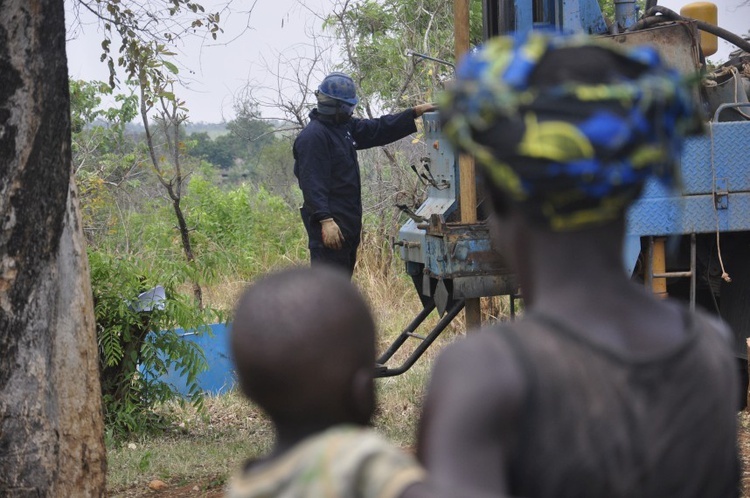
[
  {"left": 439, "top": 31, "right": 703, "bottom": 230},
  {"left": 226, "top": 425, "right": 425, "bottom": 498}
]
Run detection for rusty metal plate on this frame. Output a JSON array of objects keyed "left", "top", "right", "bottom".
[
  {"left": 603, "top": 21, "right": 701, "bottom": 77},
  {"left": 424, "top": 221, "right": 512, "bottom": 278}
]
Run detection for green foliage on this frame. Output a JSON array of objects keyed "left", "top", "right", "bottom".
[
  {"left": 253, "top": 137, "right": 298, "bottom": 204},
  {"left": 70, "top": 79, "right": 220, "bottom": 439},
  {"left": 86, "top": 175, "right": 305, "bottom": 440},
  {"left": 69, "top": 0, "right": 298, "bottom": 443},
  {"left": 324, "top": 0, "right": 484, "bottom": 110},
  {"left": 90, "top": 250, "right": 223, "bottom": 438},
  {"left": 76, "top": 0, "right": 221, "bottom": 89},
  {"left": 597, "top": 0, "right": 647, "bottom": 25},
  {"left": 599, "top": 0, "right": 615, "bottom": 24},
  {"left": 226, "top": 103, "right": 275, "bottom": 154},
  {"left": 70, "top": 79, "right": 108, "bottom": 133},
  {"left": 185, "top": 176, "right": 306, "bottom": 276},
  {"left": 70, "top": 80, "right": 139, "bottom": 143},
  {"left": 186, "top": 103, "right": 278, "bottom": 171},
  {"left": 70, "top": 80, "right": 147, "bottom": 245},
  {"left": 138, "top": 451, "right": 153, "bottom": 472},
  {"left": 184, "top": 105, "right": 297, "bottom": 204},
  {"left": 187, "top": 132, "right": 235, "bottom": 169},
  {"left": 80, "top": 155, "right": 305, "bottom": 437}
]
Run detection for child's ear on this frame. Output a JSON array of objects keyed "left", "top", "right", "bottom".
[{"left": 350, "top": 366, "right": 376, "bottom": 425}]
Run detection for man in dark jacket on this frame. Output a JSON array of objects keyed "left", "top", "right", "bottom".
[{"left": 293, "top": 72, "right": 435, "bottom": 276}]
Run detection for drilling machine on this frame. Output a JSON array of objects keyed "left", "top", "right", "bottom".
[{"left": 376, "top": 0, "right": 750, "bottom": 383}]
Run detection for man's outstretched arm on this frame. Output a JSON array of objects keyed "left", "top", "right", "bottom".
[{"left": 351, "top": 108, "right": 418, "bottom": 149}]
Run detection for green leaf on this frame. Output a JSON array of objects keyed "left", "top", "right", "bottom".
[{"left": 163, "top": 61, "right": 179, "bottom": 75}]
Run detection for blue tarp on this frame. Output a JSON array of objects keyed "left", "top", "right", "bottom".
[{"left": 158, "top": 322, "right": 237, "bottom": 395}]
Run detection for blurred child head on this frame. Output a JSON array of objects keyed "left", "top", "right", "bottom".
[{"left": 231, "top": 266, "right": 376, "bottom": 429}]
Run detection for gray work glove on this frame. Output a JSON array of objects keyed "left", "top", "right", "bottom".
[
  {"left": 414, "top": 103, "right": 438, "bottom": 117},
  {"left": 321, "top": 218, "right": 344, "bottom": 250}
]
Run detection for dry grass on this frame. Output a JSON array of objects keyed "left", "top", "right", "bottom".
[
  {"left": 107, "top": 393, "right": 271, "bottom": 496},
  {"left": 199, "top": 280, "right": 250, "bottom": 312},
  {"left": 106, "top": 367, "right": 441, "bottom": 496},
  {"left": 107, "top": 245, "right": 750, "bottom": 497}
]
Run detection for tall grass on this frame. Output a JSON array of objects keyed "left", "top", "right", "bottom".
[
  {"left": 105, "top": 239, "right": 472, "bottom": 495},
  {"left": 102, "top": 177, "right": 517, "bottom": 495}
]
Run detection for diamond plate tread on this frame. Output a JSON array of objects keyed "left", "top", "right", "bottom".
[
  {"left": 679, "top": 136, "right": 711, "bottom": 194},
  {"left": 627, "top": 191, "right": 750, "bottom": 236},
  {"left": 679, "top": 121, "right": 750, "bottom": 195},
  {"left": 630, "top": 121, "right": 750, "bottom": 236},
  {"left": 712, "top": 122, "right": 750, "bottom": 190}
]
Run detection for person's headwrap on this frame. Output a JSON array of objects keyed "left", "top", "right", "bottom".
[{"left": 440, "top": 31, "right": 703, "bottom": 230}]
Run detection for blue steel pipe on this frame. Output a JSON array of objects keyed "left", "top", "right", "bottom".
[{"left": 614, "top": 0, "right": 638, "bottom": 30}]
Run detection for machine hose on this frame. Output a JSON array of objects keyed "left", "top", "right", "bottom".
[{"left": 628, "top": 6, "right": 750, "bottom": 55}]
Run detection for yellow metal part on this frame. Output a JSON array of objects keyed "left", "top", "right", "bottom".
[
  {"left": 651, "top": 237, "right": 669, "bottom": 298},
  {"left": 680, "top": 2, "right": 718, "bottom": 57},
  {"left": 454, "top": 0, "right": 482, "bottom": 330}
]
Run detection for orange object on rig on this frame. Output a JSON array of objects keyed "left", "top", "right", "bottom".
[{"left": 680, "top": 1, "right": 718, "bottom": 57}]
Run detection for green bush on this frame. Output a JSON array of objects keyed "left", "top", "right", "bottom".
[
  {"left": 87, "top": 178, "right": 307, "bottom": 439},
  {"left": 185, "top": 177, "right": 307, "bottom": 276},
  {"left": 90, "top": 251, "right": 223, "bottom": 439},
  {"left": 71, "top": 80, "right": 307, "bottom": 439}
]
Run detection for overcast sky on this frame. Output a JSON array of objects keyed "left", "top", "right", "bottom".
[
  {"left": 66, "top": 0, "right": 333, "bottom": 123},
  {"left": 65, "top": 0, "right": 749, "bottom": 124}
]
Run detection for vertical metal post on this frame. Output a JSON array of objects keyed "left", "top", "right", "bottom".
[
  {"left": 614, "top": 0, "right": 638, "bottom": 30},
  {"left": 652, "top": 237, "right": 668, "bottom": 299},
  {"left": 645, "top": 236, "right": 654, "bottom": 291},
  {"left": 454, "top": 0, "right": 470, "bottom": 61},
  {"left": 455, "top": 0, "right": 482, "bottom": 330}
]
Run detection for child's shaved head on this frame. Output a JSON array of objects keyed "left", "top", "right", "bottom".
[{"left": 231, "top": 266, "right": 376, "bottom": 428}]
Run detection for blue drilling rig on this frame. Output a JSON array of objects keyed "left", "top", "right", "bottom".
[{"left": 376, "top": 0, "right": 750, "bottom": 382}]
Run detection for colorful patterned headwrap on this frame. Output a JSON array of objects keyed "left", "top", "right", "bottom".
[{"left": 440, "top": 31, "right": 702, "bottom": 230}]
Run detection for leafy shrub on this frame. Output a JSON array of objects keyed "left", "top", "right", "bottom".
[
  {"left": 185, "top": 177, "right": 307, "bottom": 276},
  {"left": 87, "top": 179, "right": 305, "bottom": 439},
  {"left": 71, "top": 80, "right": 308, "bottom": 439},
  {"left": 90, "top": 251, "right": 223, "bottom": 438}
]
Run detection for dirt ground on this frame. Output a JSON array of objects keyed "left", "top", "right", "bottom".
[
  {"left": 111, "top": 478, "right": 225, "bottom": 497},
  {"left": 739, "top": 412, "right": 750, "bottom": 497},
  {"left": 114, "top": 414, "right": 750, "bottom": 497}
]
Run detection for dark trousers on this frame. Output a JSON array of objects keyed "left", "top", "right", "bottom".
[
  {"left": 301, "top": 207, "right": 360, "bottom": 277},
  {"left": 309, "top": 239, "right": 359, "bottom": 277}
]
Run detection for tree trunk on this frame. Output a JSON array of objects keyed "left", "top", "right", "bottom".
[
  {"left": 0, "top": 1, "right": 107, "bottom": 496},
  {"left": 173, "top": 197, "right": 203, "bottom": 307}
]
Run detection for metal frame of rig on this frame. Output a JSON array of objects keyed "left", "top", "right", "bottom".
[{"left": 376, "top": 0, "right": 750, "bottom": 378}]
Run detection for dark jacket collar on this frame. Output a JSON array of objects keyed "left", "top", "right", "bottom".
[{"left": 309, "top": 108, "right": 350, "bottom": 125}]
